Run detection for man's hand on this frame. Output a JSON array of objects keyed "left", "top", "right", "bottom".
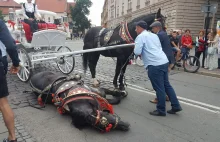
[
  {"left": 29, "top": 18, "right": 34, "bottom": 21},
  {"left": 10, "top": 65, "right": 20, "bottom": 74}
]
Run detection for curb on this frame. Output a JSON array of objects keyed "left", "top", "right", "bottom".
[{"left": 174, "top": 67, "right": 220, "bottom": 78}]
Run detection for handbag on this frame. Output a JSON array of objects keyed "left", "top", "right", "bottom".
[{"left": 207, "top": 43, "right": 215, "bottom": 55}]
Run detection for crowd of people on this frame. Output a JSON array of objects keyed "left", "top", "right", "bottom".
[{"left": 168, "top": 28, "right": 220, "bottom": 70}]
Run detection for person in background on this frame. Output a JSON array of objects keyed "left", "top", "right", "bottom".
[
  {"left": 206, "top": 29, "right": 219, "bottom": 70},
  {"left": 181, "top": 29, "right": 193, "bottom": 60},
  {"left": 168, "top": 29, "right": 173, "bottom": 39},
  {"left": 0, "top": 19, "right": 20, "bottom": 142},
  {"left": 194, "top": 30, "right": 206, "bottom": 66},
  {"left": 22, "top": 0, "right": 41, "bottom": 33},
  {"left": 170, "top": 31, "right": 181, "bottom": 61},
  {"left": 133, "top": 20, "right": 182, "bottom": 116}
]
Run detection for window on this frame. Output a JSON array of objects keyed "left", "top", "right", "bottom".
[
  {"left": 137, "top": 0, "right": 140, "bottom": 9},
  {"left": 117, "top": 6, "right": 119, "bottom": 17},
  {"left": 137, "top": 0, "right": 140, "bottom": 6},
  {"left": 111, "top": 6, "right": 114, "bottom": 18},
  {"left": 145, "top": 0, "right": 150, "bottom": 6},
  {"left": 122, "top": 3, "right": 124, "bottom": 15},
  {"left": 128, "top": 0, "right": 132, "bottom": 10}
]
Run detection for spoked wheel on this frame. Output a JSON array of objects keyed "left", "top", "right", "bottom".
[
  {"left": 57, "top": 46, "right": 75, "bottom": 74},
  {"left": 136, "top": 56, "right": 144, "bottom": 67},
  {"left": 183, "top": 56, "right": 200, "bottom": 73},
  {"left": 17, "top": 45, "right": 32, "bottom": 82}
]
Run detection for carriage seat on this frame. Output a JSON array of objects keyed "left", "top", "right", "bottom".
[{"left": 22, "top": 22, "right": 57, "bottom": 42}]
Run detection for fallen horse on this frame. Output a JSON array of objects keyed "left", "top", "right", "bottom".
[{"left": 29, "top": 71, "right": 130, "bottom": 132}]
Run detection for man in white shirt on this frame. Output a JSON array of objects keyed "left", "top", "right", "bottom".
[
  {"left": 22, "top": 0, "right": 41, "bottom": 32},
  {"left": 133, "top": 21, "right": 182, "bottom": 116}
]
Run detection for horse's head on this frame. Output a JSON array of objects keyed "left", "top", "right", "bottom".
[
  {"left": 67, "top": 95, "right": 130, "bottom": 132},
  {"left": 87, "top": 110, "right": 130, "bottom": 132},
  {"left": 127, "top": 8, "right": 166, "bottom": 40},
  {"left": 155, "top": 8, "right": 166, "bottom": 31}
]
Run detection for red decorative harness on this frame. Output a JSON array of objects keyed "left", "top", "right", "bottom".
[
  {"left": 46, "top": 84, "right": 114, "bottom": 115},
  {"left": 119, "top": 21, "right": 134, "bottom": 44}
]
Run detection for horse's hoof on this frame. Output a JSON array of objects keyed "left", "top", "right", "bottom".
[
  {"left": 119, "top": 86, "right": 125, "bottom": 91},
  {"left": 120, "top": 90, "right": 128, "bottom": 98}
]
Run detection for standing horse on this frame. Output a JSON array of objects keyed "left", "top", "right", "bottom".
[{"left": 83, "top": 8, "right": 166, "bottom": 90}]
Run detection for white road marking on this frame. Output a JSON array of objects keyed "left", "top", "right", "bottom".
[
  {"left": 128, "top": 86, "right": 220, "bottom": 114},
  {"left": 74, "top": 69, "right": 220, "bottom": 114}
]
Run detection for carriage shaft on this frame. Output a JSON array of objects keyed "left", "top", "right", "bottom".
[{"left": 31, "top": 43, "right": 135, "bottom": 59}]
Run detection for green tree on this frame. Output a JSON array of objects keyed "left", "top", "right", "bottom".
[
  {"left": 0, "top": 9, "right": 5, "bottom": 21},
  {"left": 70, "top": 0, "right": 92, "bottom": 32}
]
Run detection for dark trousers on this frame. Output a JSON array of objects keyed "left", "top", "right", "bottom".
[
  {"left": 24, "top": 19, "right": 38, "bottom": 33},
  {"left": 2, "top": 56, "right": 8, "bottom": 74},
  {"left": 194, "top": 50, "right": 206, "bottom": 67},
  {"left": 218, "top": 58, "right": 220, "bottom": 69},
  {"left": 148, "top": 63, "right": 181, "bottom": 114}
]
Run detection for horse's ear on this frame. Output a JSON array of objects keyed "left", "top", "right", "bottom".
[{"left": 156, "top": 8, "right": 161, "bottom": 18}]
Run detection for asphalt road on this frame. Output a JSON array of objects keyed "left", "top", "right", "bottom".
[{"left": 3, "top": 40, "right": 220, "bottom": 142}]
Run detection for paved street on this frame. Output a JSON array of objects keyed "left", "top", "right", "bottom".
[{"left": 1, "top": 40, "right": 220, "bottom": 142}]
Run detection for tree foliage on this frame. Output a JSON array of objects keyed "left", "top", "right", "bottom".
[{"left": 71, "top": 0, "right": 92, "bottom": 32}]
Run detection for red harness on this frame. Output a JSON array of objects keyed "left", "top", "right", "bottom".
[{"left": 50, "top": 86, "right": 114, "bottom": 115}]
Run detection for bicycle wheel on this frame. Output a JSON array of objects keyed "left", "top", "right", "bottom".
[{"left": 183, "top": 56, "right": 200, "bottom": 73}]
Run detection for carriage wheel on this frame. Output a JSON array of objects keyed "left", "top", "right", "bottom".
[
  {"left": 57, "top": 46, "right": 75, "bottom": 74},
  {"left": 17, "top": 45, "right": 33, "bottom": 82}
]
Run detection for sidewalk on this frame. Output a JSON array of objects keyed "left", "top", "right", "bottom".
[{"left": 175, "top": 67, "right": 220, "bottom": 78}]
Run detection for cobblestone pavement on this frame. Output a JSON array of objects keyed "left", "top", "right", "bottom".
[{"left": 4, "top": 40, "right": 220, "bottom": 141}]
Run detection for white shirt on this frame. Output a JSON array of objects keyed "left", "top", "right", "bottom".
[
  {"left": 134, "top": 30, "right": 168, "bottom": 69},
  {"left": 0, "top": 41, "right": 7, "bottom": 57},
  {"left": 22, "top": 3, "right": 41, "bottom": 19}
]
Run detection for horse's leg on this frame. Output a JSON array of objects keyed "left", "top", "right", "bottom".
[
  {"left": 119, "top": 58, "right": 129, "bottom": 91},
  {"left": 113, "top": 57, "right": 123, "bottom": 88},
  {"left": 88, "top": 53, "right": 100, "bottom": 86}
]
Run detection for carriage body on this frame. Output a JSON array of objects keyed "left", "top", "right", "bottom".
[{"left": 7, "top": 9, "right": 75, "bottom": 82}]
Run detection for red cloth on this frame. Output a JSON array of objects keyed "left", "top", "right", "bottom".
[
  {"left": 22, "top": 22, "right": 57, "bottom": 42},
  {"left": 181, "top": 35, "right": 192, "bottom": 47},
  {"left": 198, "top": 38, "right": 205, "bottom": 52},
  {"left": 38, "top": 23, "right": 57, "bottom": 30},
  {"left": 22, "top": 22, "right": 33, "bottom": 42}
]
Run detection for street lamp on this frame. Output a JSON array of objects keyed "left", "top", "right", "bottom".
[{"left": 201, "top": 0, "right": 218, "bottom": 42}]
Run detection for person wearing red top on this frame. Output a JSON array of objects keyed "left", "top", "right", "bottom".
[
  {"left": 193, "top": 30, "right": 206, "bottom": 66},
  {"left": 181, "top": 29, "right": 193, "bottom": 60}
]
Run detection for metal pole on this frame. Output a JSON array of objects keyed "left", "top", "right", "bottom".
[
  {"left": 205, "top": 0, "right": 210, "bottom": 44},
  {"left": 30, "top": 43, "right": 135, "bottom": 58}
]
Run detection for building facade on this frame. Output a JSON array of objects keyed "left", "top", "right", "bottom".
[
  {"left": 0, "top": 0, "right": 21, "bottom": 21},
  {"left": 103, "top": 0, "right": 220, "bottom": 36},
  {"left": 101, "top": 0, "right": 108, "bottom": 27}
]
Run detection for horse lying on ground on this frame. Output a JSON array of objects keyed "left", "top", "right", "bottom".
[{"left": 29, "top": 71, "right": 130, "bottom": 132}]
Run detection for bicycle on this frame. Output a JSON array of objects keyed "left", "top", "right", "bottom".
[{"left": 172, "top": 48, "right": 200, "bottom": 73}]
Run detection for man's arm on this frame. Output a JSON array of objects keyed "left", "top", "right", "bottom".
[
  {"left": 134, "top": 36, "right": 143, "bottom": 55},
  {"left": 22, "top": 4, "right": 29, "bottom": 19},
  {"left": 0, "top": 20, "right": 20, "bottom": 67},
  {"left": 35, "top": 5, "right": 42, "bottom": 19}
]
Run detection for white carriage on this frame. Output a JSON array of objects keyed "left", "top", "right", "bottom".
[{"left": 7, "top": 9, "right": 75, "bottom": 82}]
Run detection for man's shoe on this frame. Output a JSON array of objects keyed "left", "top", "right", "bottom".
[
  {"left": 3, "top": 139, "right": 17, "bottom": 142},
  {"left": 167, "top": 108, "right": 182, "bottom": 114},
  {"left": 149, "top": 110, "right": 166, "bottom": 116}
]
